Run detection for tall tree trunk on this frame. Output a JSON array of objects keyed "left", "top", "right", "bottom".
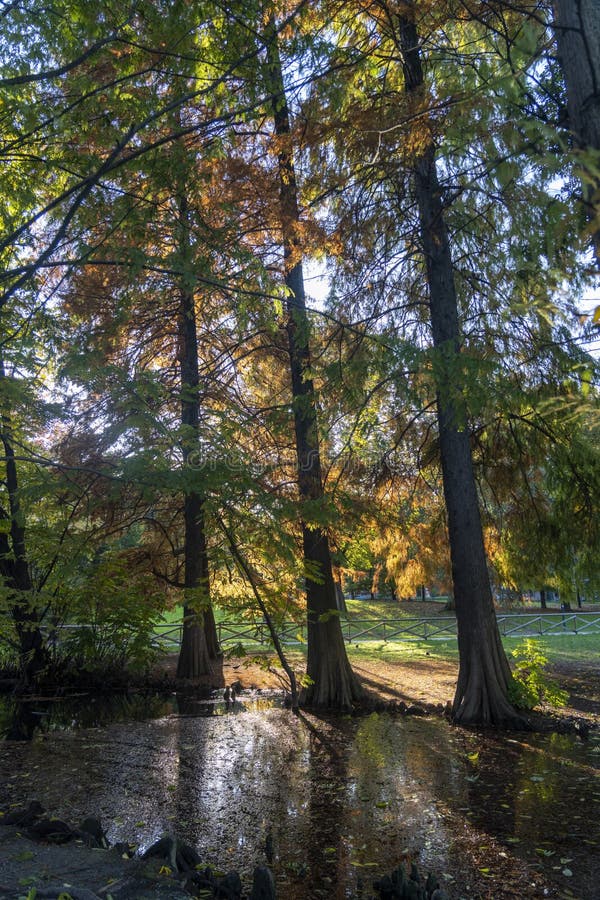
[
  {"left": 554, "top": 0, "right": 600, "bottom": 263},
  {"left": 0, "top": 357, "right": 47, "bottom": 686},
  {"left": 540, "top": 588, "right": 547, "bottom": 609},
  {"left": 175, "top": 195, "right": 220, "bottom": 679},
  {"left": 264, "top": 16, "right": 361, "bottom": 708},
  {"left": 398, "top": 14, "right": 523, "bottom": 727}
]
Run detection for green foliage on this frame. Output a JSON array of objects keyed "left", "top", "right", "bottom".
[
  {"left": 508, "top": 640, "right": 568, "bottom": 710},
  {"left": 57, "top": 550, "right": 165, "bottom": 673}
]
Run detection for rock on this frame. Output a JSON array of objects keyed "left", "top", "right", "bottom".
[
  {"left": 373, "top": 873, "right": 394, "bottom": 898},
  {"left": 77, "top": 816, "right": 109, "bottom": 848},
  {"left": 175, "top": 839, "right": 201, "bottom": 872},
  {"left": 187, "top": 865, "right": 216, "bottom": 894},
  {"left": 140, "top": 832, "right": 200, "bottom": 872},
  {"left": 215, "top": 870, "right": 243, "bottom": 898},
  {"left": 406, "top": 705, "right": 426, "bottom": 717},
  {"left": 250, "top": 865, "right": 276, "bottom": 899},
  {"left": 141, "top": 833, "right": 178, "bottom": 868},
  {"left": 27, "top": 816, "right": 74, "bottom": 844},
  {"left": 425, "top": 872, "right": 439, "bottom": 894},
  {"left": 373, "top": 863, "right": 445, "bottom": 899},
  {"left": 2, "top": 799, "right": 44, "bottom": 826},
  {"left": 113, "top": 840, "right": 136, "bottom": 858},
  {"left": 404, "top": 880, "right": 419, "bottom": 899}
]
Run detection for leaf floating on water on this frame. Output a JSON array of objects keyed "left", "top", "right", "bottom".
[
  {"left": 560, "top": 858, "right": 573, "bottom": 864},
  {"left": 535, "top": 848, "right": 555, "bottom": 857},
  {"left": 467, "top": 751, "right": 479, "bottom": 762},
  {"left": 530, "top": 776, "right": 544, "bottom": 782},
  {"left": 562, "top": 868, "right": 573, "bottom": 877},
  {"left": 375, "top": 801, "right": 388, "bottom": 808},
  {"left": 350, "top": 860, "right": 378, "bottom": 867},
  {"left": 506, "top": 837, "right": 521, "bottom": 843}
]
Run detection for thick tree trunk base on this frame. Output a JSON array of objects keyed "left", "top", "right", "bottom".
[
  {"left": 176, "top": 609, "right": 213, "bottom": 679},
  {"left": 203, "top": 604, "right": 221, "bottom": 661},
  {"left": 300, "top": 624, "right": 364, "bottom": 710},
  {"left": 452, "top": 626, "right": 527, "bottom": 728}
]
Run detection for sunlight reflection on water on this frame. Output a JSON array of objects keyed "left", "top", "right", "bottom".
[{"left": 0, "top": 694, "right": 598, "bottom": 898}]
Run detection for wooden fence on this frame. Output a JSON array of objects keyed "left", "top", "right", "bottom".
[{"left": 149, "top": 611, "right": 600, "bottom": 651}]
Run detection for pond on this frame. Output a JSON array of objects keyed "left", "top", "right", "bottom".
[{"left": 0, "top": 691, "right": 598, "bottom": 898}]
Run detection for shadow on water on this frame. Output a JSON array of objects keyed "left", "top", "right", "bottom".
[
  {"left": 0, "top": 695, "right": 598, "bottom": 898},
  {"left": 0, "top": 690, "right": 281, "bottom": 740}
]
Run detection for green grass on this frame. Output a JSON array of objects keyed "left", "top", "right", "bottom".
[
  {"left": 345, "top": 598, "right": 448, "bottom": 619},
  {"left": 156, "top": 605, "right": 230, "bottom": 626},
  {"left": 503, "top": 633, "right": 600, "bottom": 666},
  {"left": 344, "top": 632, "right": 600, "bottom": 669}
]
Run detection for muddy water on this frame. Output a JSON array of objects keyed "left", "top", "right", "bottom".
[{"left": 0, "top": 694, "right": 598, "bottom": 899}]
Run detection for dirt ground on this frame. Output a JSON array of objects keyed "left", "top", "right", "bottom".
[
  {"left": 201, "top": 601, "right": 600, "bottom": 725},
  {"left": 215, "top": 652, "right": 600, "bottom": 726}
]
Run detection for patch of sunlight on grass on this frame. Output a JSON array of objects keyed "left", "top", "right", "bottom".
[
  {"left": 502, "top": 634, "right": 600, "bottom": 665},
  {"left": 347, "top": 639, "right": 459, "bottom": 664},
  {"left": 345, "top": 598, "right": 448, "bottom": 619}
]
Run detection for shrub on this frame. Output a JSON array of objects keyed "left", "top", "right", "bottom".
[{"left": 508, "top": 639, "right": 568, "bottom": 709}]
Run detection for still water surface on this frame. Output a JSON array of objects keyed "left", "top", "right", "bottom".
[{"left": 0, "top": 692, "right": 598, "bottom": 898}]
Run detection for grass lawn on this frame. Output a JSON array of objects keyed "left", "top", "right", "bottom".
[{"left": 345, "top": 633, "right": 600, "bottom": 667}]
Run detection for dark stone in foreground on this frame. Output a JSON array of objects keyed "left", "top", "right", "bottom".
[
  {"left": 373, "top": 862, "right": 447, "bottom": 899},
  {"left": 215, "top": 870, "right": 243, "bottom": 898},
  {"left": 27, "top": 816, "right": 74, "bottom": 844},
  {"left": 3, "top": 799, "right": 44, "bottom": 826},
  {"left": 141, "top": 832, "right": 201, "bottom": 872},
  {"left": 77, "top": 816, "right": 110, "bottom": 848},
  {"left": 1, "top": 801, "right": 454, "bottom": 900},
  {"left": 250, "top": 865, "right": 277, "bottom": 899}
]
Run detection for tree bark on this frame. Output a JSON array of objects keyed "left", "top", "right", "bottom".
[
  {"left": 175, "top": 196, "right": 220, "bottom": 679},
  {"left": 554, "top": 0, "right": 600, "bottom": 263},
  {"left": 398, "top": 14, "right": 523, "bottom": 727},
  {"left": 0, "top": 356, "right": 47, "bottom": 686},
  {"left": 264, "top": 15, "right": 361, "bottom": 708}
]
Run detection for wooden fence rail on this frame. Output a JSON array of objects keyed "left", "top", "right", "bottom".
[{"left": 146, "top": 611, "right": 600, "bottom": 651}]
